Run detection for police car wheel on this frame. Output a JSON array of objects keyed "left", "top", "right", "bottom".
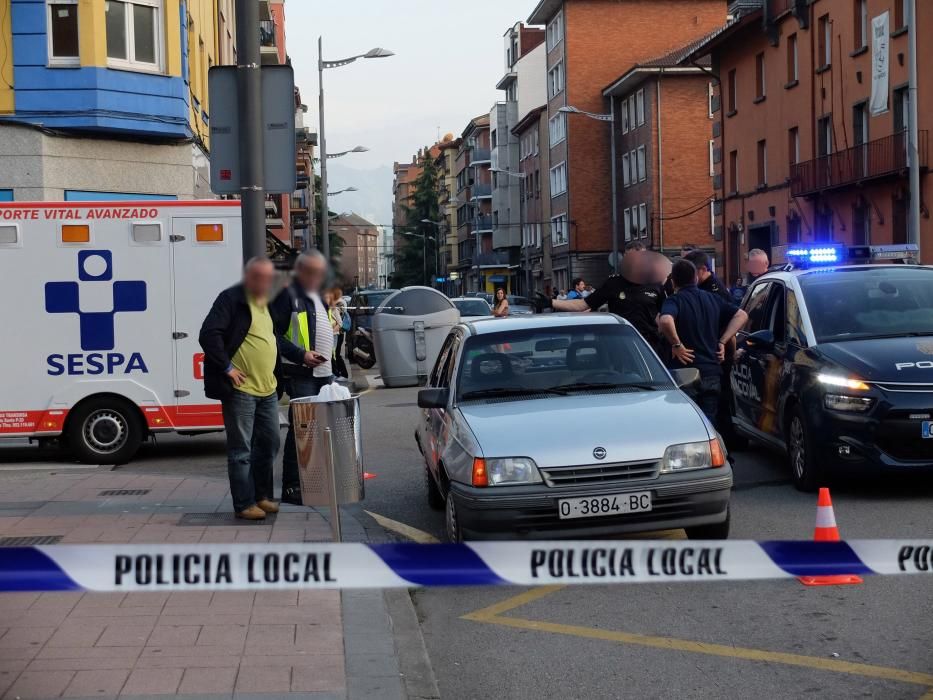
[
  {"left": 445, "top": 492, "right": 463, "bottom": 543},
  {"left": 787, "top": 406, "right": 821, "bottom": 492},
  {"left": 425, "top": 465, "right": 444, "bottom": 511},
  {"left": 685, "top": 507, "right": 730, "bottom": 540},
  {"left": 68, "top": 398, "right": 143, "bottom": 465}
]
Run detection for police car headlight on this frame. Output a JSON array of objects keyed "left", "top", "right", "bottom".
[
  {"left": 485, "top": 458, "right": 542, "bottom": 485},
  {"left": 824, "top": 394, "right": 874, "bottom": 412},
  {"left": 661, "top": 441, "right": 720, "bottom": 472},
  {"left": 817, "top": 373, "right": 870, "bottom": 391}
]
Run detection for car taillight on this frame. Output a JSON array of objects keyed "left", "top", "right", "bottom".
[
  {"left": 472, "top": 458, "right": 488, "bottom": 487},
  {"left": 709, "top": 439, "right": 726, "bottom": 468}
]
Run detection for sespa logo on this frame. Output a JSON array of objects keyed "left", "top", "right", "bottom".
[{"left": 44, "top": 250, "right": 149, "bottom": 376}]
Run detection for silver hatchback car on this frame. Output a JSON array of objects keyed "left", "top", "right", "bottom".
[{"left": 415, "top": 314, "right": 733, "bottom": 542}]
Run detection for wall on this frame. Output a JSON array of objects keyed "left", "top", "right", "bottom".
[{"left": 516, "top": 41, "right": 546, "bottom": 122}]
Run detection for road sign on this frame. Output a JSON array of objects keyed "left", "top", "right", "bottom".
[{"left": 208, "top": 65, "right": 297, "bottom": 195}]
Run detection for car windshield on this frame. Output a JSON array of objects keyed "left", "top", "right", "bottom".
[
  {"left": 353, "top": 291, "right": 393, "bottom": 314},
  {"left": 456, "top": 324, "right": 672, "bottom": 401},
  {"left": 799, "top": 267, "right": 933, "bottom": 343},
  {"left": 453, "top": 299, "right": 491, "bottom": 316}
]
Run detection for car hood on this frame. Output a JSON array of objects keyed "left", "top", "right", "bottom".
[
  {"left": 457, "top": 391, "right": 711, "bottom": 467},
  {"left": 818, "top": 336, "right": 933, "bottom": 383}
]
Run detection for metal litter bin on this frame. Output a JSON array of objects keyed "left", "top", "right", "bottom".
[{"left": 289, "top": 395, "right": 363, "bottom": 540}]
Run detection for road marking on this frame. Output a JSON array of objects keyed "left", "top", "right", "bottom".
[
  {"left": 365, "top": 511, "right": 439, "bottom": 544},
  {"left": 461, "top": 587, "right": 933, "bottom": 689}
]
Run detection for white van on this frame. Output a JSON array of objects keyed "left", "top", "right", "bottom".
[{"left": 0, "top": 200, "right": 243, "bottom": 463}]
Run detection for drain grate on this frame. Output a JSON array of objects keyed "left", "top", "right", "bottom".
[
  {"left": 177, "top": 512, "right": 275, "bottom": 527},
  {"left": 0, "top": 535, "right": 63, "bottom": 546},
  {"left": 99, "top": 489, "right": 151, "bottom": 496}
]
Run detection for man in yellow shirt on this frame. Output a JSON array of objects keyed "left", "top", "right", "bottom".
[{"left": 199, "top": 257, "right": 282, "bottom": 520}]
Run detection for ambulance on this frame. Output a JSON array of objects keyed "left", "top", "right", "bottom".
[{"left": 0, "top": 200, "right": 244, "bottom": 463}]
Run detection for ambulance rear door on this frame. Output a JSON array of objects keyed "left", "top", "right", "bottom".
[{"left": 169, "top": 213, "right": 242, "bottom": 428}]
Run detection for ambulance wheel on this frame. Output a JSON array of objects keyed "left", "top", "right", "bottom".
[
  {"left": 68, "top": 397, "right": 143, "bottom": 465},
  {"left": 787, "top": 404, "right": 821, "bottom": 493}
]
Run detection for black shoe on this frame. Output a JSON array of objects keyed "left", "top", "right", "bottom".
[{"left": 280, "top": 488, "right": 303, "bottom": 506}]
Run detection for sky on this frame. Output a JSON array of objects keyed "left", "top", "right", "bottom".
[{"left": 285, "top": 0, "right": 532, "bottom": 228}]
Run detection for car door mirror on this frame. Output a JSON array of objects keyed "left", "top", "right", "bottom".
[
  {"left": 746, "top": 329, "right": 775, "bottom": 351},
  {"left": 418, "top": 388, "right": 450, "bottom": 409},
  {"left": 671, "top": 368, "right": 701, "bottom": 392}
]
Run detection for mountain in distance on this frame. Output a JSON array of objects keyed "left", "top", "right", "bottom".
[{"left": 323, "top": 161, "right": 393, "bottom": 231}]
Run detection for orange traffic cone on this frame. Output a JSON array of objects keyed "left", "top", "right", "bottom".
[{"left": 798, "top": 488, "right": 863, "bottom": 586}]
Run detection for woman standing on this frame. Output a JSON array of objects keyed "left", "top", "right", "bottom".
[
  {"left": 492, "top": 287, "right": 509, "bottom": 317},
  {"left": 326, "top": 287, "right": 350, "bottom": 379}
]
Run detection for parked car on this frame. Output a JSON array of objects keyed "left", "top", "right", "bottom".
[
  {"left": 451, "top": 297, "right": 493, "bottom": 317},
  {"left": 415, "top": 314, "right": 732, "bottom": 541},
  {"left": 507, "top": 295, "right": 535, "bottom": 315}
]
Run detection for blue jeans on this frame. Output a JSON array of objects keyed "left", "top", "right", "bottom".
[
  {"left": 221, "top": 391, "right": 280, "bottom": 512},
  {"left": 282, "top": 375, "right": 331, "bottom": 498}
]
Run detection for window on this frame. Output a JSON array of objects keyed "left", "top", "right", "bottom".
[
  {"left": 636, "top": 145, "right": 646, "bottom": 182},
  {"left": 727, "top": 69, "right": 737, "bottom": 114},
  {"left": 622, "top": 153, "right": 631, "bottom": 187},
  {"left": 786, "top": 288, "right": 807, "bottom": 347},
  {"left": 742, "top": 282, "right": 774, "bottom": 333},
  {"left": 814, "top": 208, "right": 834, "bottom": 241},
  {"left": 786, "top": 33, "right": 798, "bottom": 84},
  {"left": 755, "top": 52, "right": 766, "bottom": 99},
  {"left": 621, "top": 99, "right": 630, "bottom": 133},
  {"left": 623, "top": 208, "right": 632, "bottom": 241},
  {"left": 638, "top": 203, "right": 648, "bottom": 239},
  {"left": 854, "top": 0, "right": 868, "bottom": 49},
  {"left": 728, "top": 150, "right": 738, "bottom": 194},
  {"left": 707, "top": 82, "right": 716, "bottom": 117},
  {"left": 48, "top": 1, "right": 79, "bottom": 65},
  {"left": 709, "top": 140, "right": 715, "bottom": 176},
  {"left": 818, "top": 14, "right": 831, "bottom": 69},
  {"left": 627, "top": 95, "right": 636, "bottom": 128},
  {"left": 533, "top": 128, "right": 539, "bottom": 155},
  {"left": 893, "top": 86, "right": 909, "bottom": 132},
  {"left": 546, "top": 11, "right": 563, "bottom": 51},
  {"left": 853, "top": 101, "right": 868, "bottom": 176},
  {"left": 629, "top": 149, "right": 637, "bottom": 183},
  {"left": 548, "top": 112, "right": 566, "bottom": 146},
  {"left": 550, "top": 162, "right": 567, "bottom": 196},
  {"left": 894, "top": 0, "right": 909, "bottom": 30},
  {"left": 786, "top": 214, "right": 801, "bottom": 245},
  {"left": 547, "top": 61, "right": 564, "bottom": 98},
  {"left": 852, "top": 200, "right": 870, "bottom": 245},
  {"left": 818, "top": 115, "right": 833, "bottom": 156},
  {"left": 106, "top": 0, "right": 161, "bottom": 70},
  {"left": 635, "top": 89, "right": 645, "bottom": 126},
  {"left": 757, "top": 140, "right": 767, "bottom": 187},
  {"left": 551, "top": 214, "right": 568, "bottom": 245},
  {"left": 788, "top": 126, "right": 800, "bottom": 166}
]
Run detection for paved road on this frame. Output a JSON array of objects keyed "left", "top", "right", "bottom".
[{"left": 2, "top": 381, "right": 932, "bottom": 699}]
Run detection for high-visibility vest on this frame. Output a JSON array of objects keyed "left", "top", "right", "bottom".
[{"left": 282, "top": 291, "right": 312, "bottom": 365}]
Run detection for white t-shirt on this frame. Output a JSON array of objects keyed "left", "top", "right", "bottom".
[{"left": 308, "top": 292, "right": 334, "bottom": 378}]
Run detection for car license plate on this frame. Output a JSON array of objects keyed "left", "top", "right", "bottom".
[
  {"left": 558, "top": 492, "right": 652, "bottom": 520},
  {"left": 923, "top": 421, "right": 932, "bottom": 439}
]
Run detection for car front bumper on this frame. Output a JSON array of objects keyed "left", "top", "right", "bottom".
[{"left": 449, "top": 468, "right": 732, "bottom": 540}]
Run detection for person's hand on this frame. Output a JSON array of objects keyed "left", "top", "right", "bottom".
[
  {"left": 534, "top": 292, "right": 553, "bottom": 313},
  {"left": 716, "top": 341, "right": 726, "bottom": 362},
  {"left": 672, "top": 344, "right": 695, "bottom": 366},
  {"left": 304, "top": 351, "right": 326, "bottom": 367},
  {"left": 226, "top": 368, "right": 247, "bottom": 387}
]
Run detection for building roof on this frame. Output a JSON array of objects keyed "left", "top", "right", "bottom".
[
  {"left": 602, "top": 32, "right": 718, "bottom": 97},
  {"left": 680, "top": 10, "right": 762, "bottom": 64},
  {"left": 512, "top": 105, "right": 547, "bottom": 136},
  {"left": 461, "top": 114, "right": 490, "bottom": 139},
  {"left": 527, "top": 0, "right": 561, "bottom": 25}
]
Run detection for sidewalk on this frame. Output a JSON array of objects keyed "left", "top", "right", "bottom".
[{"left": 0, "top": 467, "right": 433, "bottom": 699}]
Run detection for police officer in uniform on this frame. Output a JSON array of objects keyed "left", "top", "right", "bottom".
[{"left": 685, "top": 250, "right": 731, "bottom": 301}]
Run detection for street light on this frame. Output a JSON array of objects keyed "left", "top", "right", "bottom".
[
  {"left": 490, "top": 168, "right": 529, "bottom": 294},
  {"left": 420, "top": 219, "right": 445, "bottom": 289},
  {"left": 328, "top": 187, "right": 358, "bottom": 196},
  {"left": 400, "top": 230, "right": 428, "bottom": 286},
  {"left": 314, "top": 146, "right": 369, "bottom": 162},
  {"left": 319, "top": 39, "right": 394, "bottom": 260},
  {"left": 558, "top": 105, "right": 619, "bottom": 270}
]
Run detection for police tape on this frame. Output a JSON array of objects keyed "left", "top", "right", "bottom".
[{"left": 1, "top": 540, "right": 931, "bottom": 592}]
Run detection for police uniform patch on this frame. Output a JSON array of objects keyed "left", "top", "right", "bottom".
[{"left": 618, "top": 292, "right": 626, "bottom": 300}]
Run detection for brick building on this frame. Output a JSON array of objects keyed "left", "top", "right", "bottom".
[
  {"left": 514, "top": 106, "right": 553, "bottom": 293},
  {"left": 435, "top": 134, "right": 462, "bottom": 295},
  {"left": 331, "top": 213, "right": 379, "bottom": 288},
  {"left": 528, "top": 0, "right": 728, "bottom": 292},
  {"left": 391, "top": 158, "right": 420, "bottom": 266},
  {"left": 604, "top": 41, "right": 718, "bottom": 260},
  {"left": 691, "top": 0, "right": 931, "bottom": 282}
]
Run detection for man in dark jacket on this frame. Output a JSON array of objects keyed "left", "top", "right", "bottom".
[
  {"left": 199, "top": 257, "right": 282, "bottom": 520},
  {"left": 269, "top": 251, "right": 332, "bottom": 505}
]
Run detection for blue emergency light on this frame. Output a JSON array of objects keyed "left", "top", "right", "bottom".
[{"left": 785, "top": 245, "right": 845, "bottom": 265}]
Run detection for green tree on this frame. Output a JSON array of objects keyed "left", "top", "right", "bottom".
[
  {"left": 393, "top": 149, "right": 441, "bottom": 287},
  {"left": 313, "top": 174, "right": 344, "bottom": 273}
]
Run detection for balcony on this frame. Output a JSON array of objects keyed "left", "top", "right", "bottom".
[
  {"left": 473, "top": 214, "right": 493, "bottom": 231},
  {"left": 260, "top": 20, "right": 281, "bottom": 64},
  {"left": 791, "top": 131, "right": 928, "bottom": 198},
  {"left": 471, "top": 183, "right": 492, "bottom": 199},
  {"left": 474, "top": 250, "right": 510, "bottom": 267},
  {"left": 471, "top": 147, "right": 491, "bottom": 163}
]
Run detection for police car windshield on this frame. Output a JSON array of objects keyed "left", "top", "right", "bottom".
[
  {"left": 456, "top": 324, "right": 672, "bottom": 401},
  {"left": 799, "top": 267, "right": 933, "bottom": 343}
]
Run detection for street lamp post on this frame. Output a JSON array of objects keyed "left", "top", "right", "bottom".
[
  {"left": 558, "top": 105, "right": 618, "bottom": 272},
  {"left": 490, "top": 168, "right": 528, "bottom": 294},
  {"left": 421, "top": 219, "right": 445, "bottom": 288},
  {"left": 319, "top": 40, "right": 393, "bottom": 260}
]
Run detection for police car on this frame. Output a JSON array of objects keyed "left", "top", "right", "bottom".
[{"left": 729, "top": 244, "right": 933, "bottom": 490}]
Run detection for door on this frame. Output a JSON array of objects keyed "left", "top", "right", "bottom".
[
  {"left": 732, "top": 281, "right": 773, "bottom": 430},
  {"left": 756, "top": 282, "right": 787, "bottom": 439},
  {"left": 170, "top": 216, "right": 242, "bottom": 427},
  {"left": 423, "top": 332, "right": 458, "bottom": 473},
  {"left": 747, "top": 223, "right": 773, "bottom": 263}
]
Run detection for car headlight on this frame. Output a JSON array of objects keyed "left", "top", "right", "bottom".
[
  {"left": 817, "top": 373, "right": 870, "bottom": 391},
  {"left": 824, "top": 394, "right": 874, "bottom": 412},
  {"left": 660, "top": 439, "right": 725, "bottom": 473},
  {"left": 473, "top": 457, "right": 542, "bottom": 486}
]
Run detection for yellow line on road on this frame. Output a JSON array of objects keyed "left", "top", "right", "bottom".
[
  {"left": 365, "top": 511, "right": 439, "bottom": 544},
  {"left": 461, "top": 586, "right": 933, "bottom": 689}
]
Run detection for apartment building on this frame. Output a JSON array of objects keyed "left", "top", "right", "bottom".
[
  {"left": 331, "top": 213, "right": 379, "bottom": 288},
  {"left": 0, "top": 0, "right": 240, "bottom": 201},
  {"left": 528, "top": 0, "right": 727, "bottom": 292},
  {"left": 514, "top": 105, "right": 553, "bottom": 293},
  {"left": 435, "top": 134, "right": 461, "bottom": 295},
  {"left": 603, "top": 40, "right": 719, "bottom": 260},
  {"left": 691, "top": 0, "right": 931, "bottom": 280},
  {"left": 392, "top": 158, "right": 421, "bottom": 263}
]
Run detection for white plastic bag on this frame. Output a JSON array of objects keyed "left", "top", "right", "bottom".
[{"left": 309, "top": 382, "right": 352, "bottom": 403}]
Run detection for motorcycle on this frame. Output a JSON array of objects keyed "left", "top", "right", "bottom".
[{"left": 351, "top": 326, "right": 377, "bottom": 370}]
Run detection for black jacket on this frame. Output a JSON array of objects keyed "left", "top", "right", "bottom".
[
  {"left": 198, "top": 284, "right": 286, "bottom": 401},
  {"left": 269, "top": 280, "right": 326, "bottom": 381}
]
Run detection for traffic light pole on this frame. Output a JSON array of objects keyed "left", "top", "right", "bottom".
[{"left": 235, "top": 0, "right": 266, "bottom": 263}]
